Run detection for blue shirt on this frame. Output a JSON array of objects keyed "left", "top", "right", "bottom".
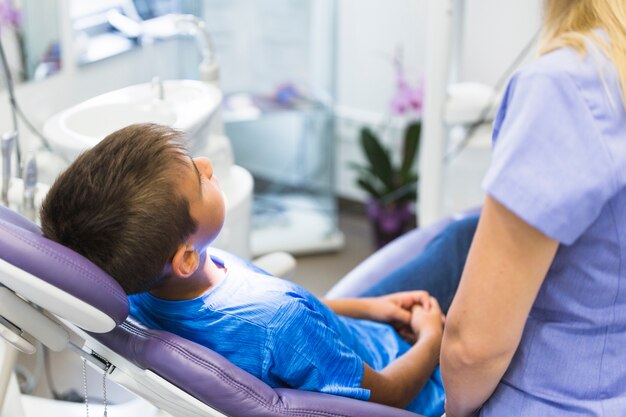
[
  {"left": 130, "top": 250, "right": 445, "bottom": 416},
  {"left": 481, "top": 34, "right": 626, "bottom": 416}
]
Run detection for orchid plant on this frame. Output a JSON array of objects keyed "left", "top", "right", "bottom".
[{"left": 351, "top": 48, "right": 423, "bottom": 207}]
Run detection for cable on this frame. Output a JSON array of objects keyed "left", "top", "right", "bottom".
[
  {"left": 0, "top": 34, "right": 22, "bottom": 166},
  {"left": 14, "top": 100, "right": 54, "bottom": 152},
  {"left": 0, "top": 36, "right": 53, "bottom": 157},
  {"left": 443, "top": 29, "right": 541, "bottom": 163}
]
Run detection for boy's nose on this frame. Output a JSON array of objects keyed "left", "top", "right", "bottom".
[{"left": 193, "top": 157, "right": 214, "bottom": 179}]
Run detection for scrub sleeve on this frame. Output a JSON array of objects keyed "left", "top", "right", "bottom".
[{"left": 482, "top": 71, "right": 616, "bottom": 243}]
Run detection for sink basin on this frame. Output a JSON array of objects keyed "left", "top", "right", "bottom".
[
  {"left": 44, "top": 80, "right": 222, "bottom": 160},
  {"left": 62, "top": 102, "right": 177, "bottom": 140}
]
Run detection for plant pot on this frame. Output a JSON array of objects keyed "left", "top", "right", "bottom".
[{"left": 366, "top": 200, "right": 415, "bottom": 248}]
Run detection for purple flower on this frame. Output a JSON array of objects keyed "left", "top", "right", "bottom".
[
  {"left": 389, "top": 50, "right": 424, "bottom": 116},
  {"left": 0, "top": 0, "right": 21, "bottom": 31}
]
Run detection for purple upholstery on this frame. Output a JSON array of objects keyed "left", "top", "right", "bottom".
[
  {"left": 0, "top": 204, "right": 449, "bottom": 416},
  {"left": 92, "top": 318, "right": 418, "bottom": 417},
  {"left": 0, "top": 204, "right": 42, "bottom": 235},
  {"left": 0, "top": 206, "right": 129, "bottom": 326}
]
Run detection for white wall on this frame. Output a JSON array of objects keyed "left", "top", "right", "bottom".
[
  {"left": 462, "top": 0, "right": 543, "bottom": 84},
  {"left": 335, "top": 0, "right": 542, "bottom": 201}
]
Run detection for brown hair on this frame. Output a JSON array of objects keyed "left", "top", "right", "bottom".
[{"left": 41, "top": 123, "right": 197, "bottom": 294}]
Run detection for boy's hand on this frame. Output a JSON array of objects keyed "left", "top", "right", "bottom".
[
  {"left": 361, "top": 295, "right": 445, "bottom": 409},
  {"left": 322, "top": 291, "right": 445, "bottom": 343},
  {"left": 362, "top": 291, "right": 435, "bottom": 344},
  {"left": 410, "top": 297, "right": 444, "bottom": 343},
  {"left": 364, "top": 290, "right": 432, "bottom": 324}
]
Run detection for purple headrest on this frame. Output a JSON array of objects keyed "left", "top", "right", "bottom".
[{"left": 0, "top": 205, "right": 129, "bottom": 327}]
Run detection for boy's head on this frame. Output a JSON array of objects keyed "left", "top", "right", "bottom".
[{"left": 41, "top": 123, "right": 225, "bottom": 295}]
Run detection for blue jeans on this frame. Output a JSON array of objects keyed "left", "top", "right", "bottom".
[{"left": 359, "top": 215, "right": 479, "bottom": 314}]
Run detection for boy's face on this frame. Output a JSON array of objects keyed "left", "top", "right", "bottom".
[{"left": 179, "top": 156, "right": 226, "bottom": 252}]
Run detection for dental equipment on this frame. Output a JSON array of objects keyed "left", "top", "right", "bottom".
[
  {"left": 1, "top": 131, "right": 16, "bottom": 207},
  {"left": 2, "top": 135, "right": 48, "bottom": 221},
  {"left": 21, "top": 153, "right": 37, "bottom": 222}
]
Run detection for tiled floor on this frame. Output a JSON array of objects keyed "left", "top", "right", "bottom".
[{"left": 288, "top": 206, "right": 377, "bottom": 297}]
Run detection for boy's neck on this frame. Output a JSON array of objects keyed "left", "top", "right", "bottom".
[{"left": 149, "top": 251, "right": 225, "bottom": 300}]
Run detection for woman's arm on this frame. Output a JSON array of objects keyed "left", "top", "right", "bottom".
[{"left": 441, "top": 196, "right": 559, "bottom": 417}]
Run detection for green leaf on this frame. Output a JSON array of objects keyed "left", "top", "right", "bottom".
[
  {"left": 361, "top": 128, "right": 393, "bottom": 190},
  {"left": 379, "top": 180, "right": 417, "bottom": 205},
  {"left": 349, "top": 162, "right": 379, "bottom": 182},
  {"left": 347, "top": 161, "right": 371, "bottom": 174},
  {"left": 401, "top": 122, "right": 421, "bottom": 175},
  {"left": 400, "top": 172, "right": 418, "bottom": 186},
  {"left": 400, "top": 191, "right": 417, "bottom": 204},
  {"left": 357, "top": 178, "right": 383, "bottom": 199}
]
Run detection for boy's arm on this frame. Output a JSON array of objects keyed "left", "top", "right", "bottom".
[{"left": 360, "top": 300, "right": 443, "bottom": 408}]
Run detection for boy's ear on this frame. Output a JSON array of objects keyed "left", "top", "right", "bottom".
[{"left": 171, "top": 244, "right": 200, "bottom": 278}]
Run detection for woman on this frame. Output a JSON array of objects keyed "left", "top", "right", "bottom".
[{"left": 441, "top": 1, "right": 626, "bottom": 416}]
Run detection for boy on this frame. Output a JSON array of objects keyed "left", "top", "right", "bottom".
[{"left": 41, "top": 123, "right": 447, "bottom": 416}]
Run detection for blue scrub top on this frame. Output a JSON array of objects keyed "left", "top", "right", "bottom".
[{"left": 480, "top": 35, "right": 626, "bottom": 415}]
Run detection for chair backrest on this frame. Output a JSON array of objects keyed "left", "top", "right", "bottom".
[{"left": 0, "top": 205, "right": 419, "bottom": 417}]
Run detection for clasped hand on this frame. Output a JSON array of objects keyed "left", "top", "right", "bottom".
[{"left": 362, "top": 291, "right": 444, "bottom": 344}]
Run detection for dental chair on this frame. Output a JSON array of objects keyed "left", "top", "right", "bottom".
[{"left": 0, "top": 205, "right": 464, "bottom": 417}]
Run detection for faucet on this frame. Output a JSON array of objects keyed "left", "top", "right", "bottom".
[
  {"left": 139, "top": 13, "right": 220, "bottom": 83},
  {"left": 151, "top": 76, "right": 164, "bottom": 100},
  {"left": 168, "top": 14, "right": 219, "bottom": 83}
]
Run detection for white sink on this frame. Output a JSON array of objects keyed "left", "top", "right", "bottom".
[{"left": 43, "top": 80, "right": 222, "bottom": 160}]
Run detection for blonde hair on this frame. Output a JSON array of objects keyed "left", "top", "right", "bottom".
[{"left": 540, "top": 0, "right": 626, "bottom": 103}]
